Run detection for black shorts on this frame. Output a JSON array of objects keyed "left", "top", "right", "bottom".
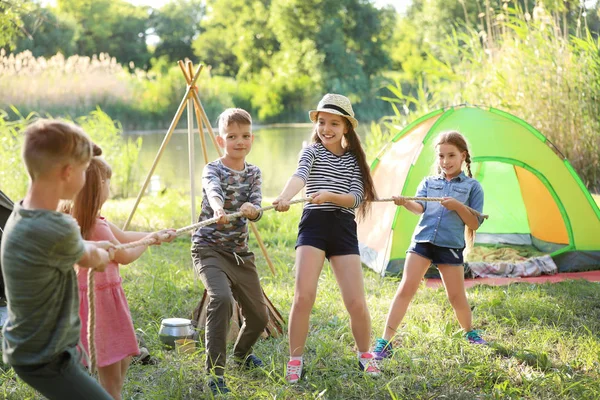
[
  {"left": 295, "top": 209, "right": 359, "bottom": 259},
  {"left": 407, "top": 242, "right": 465, "bottom": 266}
]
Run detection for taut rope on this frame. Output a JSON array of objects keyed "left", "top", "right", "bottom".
[{"left": 86, "top": 195, "right": 487, "bottom": 372}]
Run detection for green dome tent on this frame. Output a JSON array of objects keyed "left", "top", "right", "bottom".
[{"left": 358, "top": 105, "right": 600, "bottom": 276}]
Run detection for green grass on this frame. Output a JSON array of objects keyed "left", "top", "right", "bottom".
[{"left": 2, "top": 204, "right": 600, "bottom": 399}]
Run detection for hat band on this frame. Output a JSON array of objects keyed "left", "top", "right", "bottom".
[{"left": 321, "top": 104, "right": 351, "bottom": 117}]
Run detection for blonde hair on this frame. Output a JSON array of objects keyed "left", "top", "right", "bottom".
[
  {"left": 433, "top": 131, "right": 476, "bottom": 253},
  {"left": 64, "top": 157, "right": 113, "bottom": 239},
  {"left": 217, "top": 108, "right": 252, "bottom": 135},
  {"left": 22, "top": 119, "right": 95, "bottom": 180}
]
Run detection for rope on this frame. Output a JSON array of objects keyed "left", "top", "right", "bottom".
[
  {"left": 111, "top": 198, "right": 309, "bottom": 251},
  {"left": 85, "top": 195, "right": 487, "bottom": 368},
  {"left": 87, "top": 269, "right": 97, "bottom": 375},
  {"left": 374, "top": 197, "right": 489, "bottom": 219}
]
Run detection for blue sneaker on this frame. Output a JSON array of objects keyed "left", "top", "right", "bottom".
[
  {"left": 466, "top": 330, "right": 487, "bottom": 345},
  {"left": 208, "top": 377, "right": 230, "bottom": 396},
  {"left": 236, "top": 354, "right": 264, "bottom": 369},
  {"left": 373, "top": 338, "right": 393, "bottom": 359}
]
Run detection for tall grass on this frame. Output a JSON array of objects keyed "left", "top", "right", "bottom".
[
  {"left": 382, "top": 6, "right": 600, "bottom": 191},
  {"left": 0, "top": 50, "right": 240, "bottom": 130}
]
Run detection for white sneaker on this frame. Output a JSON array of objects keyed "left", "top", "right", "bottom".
[
  {"left": 286, "top": 359, "right": 303, "bottom": 383},
  {"left": 358, "top": 352, "right": 381, "bottom": 377}
]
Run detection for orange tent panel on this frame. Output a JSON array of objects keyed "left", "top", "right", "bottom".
[{"left": 515, "top": 166, "right": 569, "bottom": 244}]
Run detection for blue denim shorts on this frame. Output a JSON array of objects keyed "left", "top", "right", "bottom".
[
  {"left": 407, "top": 242, "right": 465, "bottom": 266},
  {"left": 296, "top": 209, "right": 359, "bottom": 259}
]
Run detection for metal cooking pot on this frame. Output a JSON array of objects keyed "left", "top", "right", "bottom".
[{"left": 159, "top": 318, "right": 194, "bottom": 348}]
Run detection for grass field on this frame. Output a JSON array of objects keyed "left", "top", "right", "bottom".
[{"left": 1, "top": 196, "right": 599, "bottom": 399}]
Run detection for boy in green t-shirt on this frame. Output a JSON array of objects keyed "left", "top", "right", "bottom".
[{"left": 1, "top": 120, "right": 113, "bottom": 400}]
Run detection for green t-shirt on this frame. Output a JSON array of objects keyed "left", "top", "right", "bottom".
[{"left": 1, "top": 202, "right": 85, "bottom": 366}]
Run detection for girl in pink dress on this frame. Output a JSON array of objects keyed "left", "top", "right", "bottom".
[{"left": 66, "top": 157, "right": 175, "bottom": 400}]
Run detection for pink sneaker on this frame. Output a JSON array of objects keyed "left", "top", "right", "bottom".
[
  {"left": 358, "top": 352, "right": 381, "bottom": 377},
  {"left": 286, "top": 359, "right": 303, "bottom": 383}
]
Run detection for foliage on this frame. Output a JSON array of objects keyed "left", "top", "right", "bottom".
[
  {"left": 0, "top": 108, "right": 32, "bottom": 200},
  {"left": 14, "top": 5, "right": 79, "bottom": 57},
  {"left": 76, "top": 109, "right": 143, "bottom": 199},
  {"left": 150, "top": 0, "right": 204, "bottom": 65},
  {"left": 0, "top": 108, "right": 142, "bottom": 200},
  {"left": 56, "top": 0, "right": 152, "bottom": 69},
  {"left": 381, "top": 5, "right": 600, "bottom": 191},
  {"left": 193, "top": 0, "right": 396, "bottom": 122},
  {"left": 0, "top": 0, "right": 33, "bottom": 48}
]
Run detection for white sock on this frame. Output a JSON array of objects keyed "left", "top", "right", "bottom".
[
  {"left": 357, "top": 351, "right": 368, "bottom": 359},
  {"left": 290, "top": 356, "right": 303, "bottom": 363}
]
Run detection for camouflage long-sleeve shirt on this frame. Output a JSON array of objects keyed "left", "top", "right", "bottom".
[{"left": 192, "top": 159, "right": 262, "bottom": 253}]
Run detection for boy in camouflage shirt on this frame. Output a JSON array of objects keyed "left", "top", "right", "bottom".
[{"left": 191, "top": 108, "right": 268, "bottom": 396}]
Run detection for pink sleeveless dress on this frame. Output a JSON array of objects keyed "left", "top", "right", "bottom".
[{"left": 78, "top": 217, "right": 139, "bottom": 367}]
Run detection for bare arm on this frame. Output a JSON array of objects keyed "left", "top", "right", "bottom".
[
  {"left": 393, "top": 196, "right": 425, "bottom": 215},
  {"left": 456, "top": 203, "right": 480, "bottom": 230},
  {"left": 273, "top": 176, "right": 305, "bottom": 211},
  {"left": 441, "top": 198, "right": 480, "bottom": 230},
  {"left": 107, "top": 220, "right": 149, "bottom": 243},
  {"left": 311, "top": 191, "right": 356, "bottom": 208},
  {"left": 78, "top": 242, "right": 110, "bottom": 271},
  {"left": 107, "top": 222, "right": 176, "bottom": 265}
]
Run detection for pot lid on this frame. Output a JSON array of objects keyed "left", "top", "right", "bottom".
[{"left": 161, "top": 318, "right": 192, "bottom": 327}]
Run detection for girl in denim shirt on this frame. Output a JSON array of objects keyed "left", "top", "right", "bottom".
[{"left": 373, "top": 131, "right": 486, "bottom": 359}]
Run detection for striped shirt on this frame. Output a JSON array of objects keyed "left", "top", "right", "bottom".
[{"left": 293, "top": 143, "right": 364, "bottom": 215}]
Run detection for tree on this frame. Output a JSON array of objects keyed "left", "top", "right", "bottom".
[
  {"left": 57, "top": 0, "right": 151, "bottom": 68},
  {"left": 15, "top": 6, "right": 78, "bottom": 57},
  {"left": 151, "top": 0, "right": 204, "bottom": 64},
  {"left": 269, "top": 0, "right": 395, "bottom": 97},
  {"left": 0, "top": 0, "right": 33, "bottom": 48},
  {"left": 192, "top": 0, "right": 278, "bottom": 77}
]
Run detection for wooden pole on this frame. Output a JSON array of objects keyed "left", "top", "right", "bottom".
[
  {"left": 187, "top": 97, "right": 196, "bottom": 225},
  {"left": 123, "top": 64, "right": 203, "bottom": 230}
]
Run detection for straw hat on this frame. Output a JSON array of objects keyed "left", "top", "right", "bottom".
[{"left": 309, "top": 93, "right": 358, "bottom": 129}]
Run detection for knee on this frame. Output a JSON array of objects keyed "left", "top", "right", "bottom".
[
  {"left": 293, "top": 292, "right": 316, "bottom": 312},
  {"left": 345, "top": 297, "right": 368, "bottom": 317},
  {"left": 209, "top": 292, "right": 233, "bottom": 312},
  {"left": 446, "top": 291, "right": 467, "bottom": 307},
  {"left": 397, "top": 281, "right": 420, "bottom": 300}
]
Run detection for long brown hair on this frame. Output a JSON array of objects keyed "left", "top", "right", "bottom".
[
  {"left": 67, "top": 157, "right": 113, "bottom": 239},
  {"left": 434, "top": 131, "right": 476, "bottom": 253},
  {"left": 311, "top": 113, "right": 377, "bottom": 219}
]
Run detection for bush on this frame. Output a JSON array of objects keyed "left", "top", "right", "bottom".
[
  {"left": 0, "top": 108, "right": 142, "bottom": 199},
  {"left": 381, "top": 9, "right": 600, "bottom": 191}
]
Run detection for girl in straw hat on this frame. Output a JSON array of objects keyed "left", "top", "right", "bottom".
[{"left": 273, "top": 93, "right": 379, "bottom": 383}]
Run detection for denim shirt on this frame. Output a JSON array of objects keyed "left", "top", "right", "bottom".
[{"left": 412, "top": 172, "right": 485, "bottom": 249}]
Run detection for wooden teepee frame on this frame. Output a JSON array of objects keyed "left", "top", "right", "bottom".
[{"left": 123, "top": 60, "right": 284, "bottom": 340}]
